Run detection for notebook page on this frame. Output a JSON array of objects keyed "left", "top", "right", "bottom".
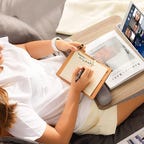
[
  {"left": 84, "top": 61, "right": 108, "bottom": 95},
  {"left": 59, "top": 51, "right": 108, "bottom": 96}
]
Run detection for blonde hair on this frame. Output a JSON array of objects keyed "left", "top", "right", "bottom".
[{"left": 0, "top": 87, "right": 17, "bottom": 135}]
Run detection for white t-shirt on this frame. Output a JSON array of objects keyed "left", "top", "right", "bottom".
[{"left": 0, "top": 37, "right": 92, "bottom": 140}]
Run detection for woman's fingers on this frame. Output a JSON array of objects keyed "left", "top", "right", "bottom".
[
  {"left": 74, "top": 66, "right": 93, "bottom": 83},
  {"left": 0, "top": 45, "right": 3, "bottom": 50},
  {"left": 69, "top": 42, "right": 85, "bottom": 51},
  {"left": 81, "top": 67, "right": 93, "bottom": 80}
]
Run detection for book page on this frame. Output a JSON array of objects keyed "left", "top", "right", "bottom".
[{"left": 59, "top": 51, "right": 108, "bottom": 96}]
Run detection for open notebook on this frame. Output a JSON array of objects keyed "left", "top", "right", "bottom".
[{"left": 57, "top": 50, "right": 111, "bottom": 99}]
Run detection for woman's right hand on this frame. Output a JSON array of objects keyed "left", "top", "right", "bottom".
[{"left": 70, "top": 66, "right": 93, "bottom": 94}]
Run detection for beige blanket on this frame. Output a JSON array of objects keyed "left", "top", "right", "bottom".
[{"left": 56, "top": 0, "right": 144, "bottom": 35}]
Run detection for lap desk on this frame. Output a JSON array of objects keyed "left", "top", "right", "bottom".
[{"left": 68, "top": 15, "right": 144, "bottom": 109}]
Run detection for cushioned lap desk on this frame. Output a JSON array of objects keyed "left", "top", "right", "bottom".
[{"left": 68, "top": 15, "right": 144, "bottom": 109}]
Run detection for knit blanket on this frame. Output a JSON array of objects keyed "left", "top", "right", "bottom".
[{"left": 56, "top": 0, "right": 144, "bottom": 35}]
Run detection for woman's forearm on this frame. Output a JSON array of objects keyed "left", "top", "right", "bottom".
[
  {"left": 55, "top": 87, "right": 81, "bottom": 143},
  {"left": 16, "top": 39, "right": 80, "bottom": 59},
  {"left": 53, "top": 67, "right": 94, "bottom": 143},
  {"left": 38, "top": 88, "right": 81, "bottom": 144},
  {"left": 24, "top": 40, "right": 54, "bottom": 59},
  {"left": 37, "top": 67, "right": 93, "bottom": 144}
]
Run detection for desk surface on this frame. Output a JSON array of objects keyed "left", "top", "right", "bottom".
[{"left": 68, "top": 15, "right": 144, "bottom": 109}]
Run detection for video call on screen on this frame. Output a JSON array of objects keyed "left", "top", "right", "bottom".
[{"left": 122, "top": 4, "right": 144, "bottom": 58}]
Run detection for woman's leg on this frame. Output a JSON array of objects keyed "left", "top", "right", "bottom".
[{"left": 117, "top": 95, "right": 144, "bottom": 126}]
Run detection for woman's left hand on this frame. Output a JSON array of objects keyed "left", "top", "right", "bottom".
[{"left": 56, "top": 39, "right": 83, "bottom": 52}]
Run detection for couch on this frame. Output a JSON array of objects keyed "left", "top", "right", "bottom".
[
  {"left": 0, "top": 0, "right": 143, "bottom": 144},
  {"left": 0, "top": 0, "right": 67, "bottom": 44}
]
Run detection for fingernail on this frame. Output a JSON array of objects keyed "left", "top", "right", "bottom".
[{"left": 73, "top": 47, "right": 77, "bottom": 50}]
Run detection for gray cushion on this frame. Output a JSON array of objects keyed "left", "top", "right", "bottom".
[
  {"left": 0, "top": 13, "right": 42, "bottom": 44},
  {"left": 0, "top": 136, "right": 38, "bottom": 144},
  {"left": 0, "top": 0, "right": 67, "bottom": 40}
]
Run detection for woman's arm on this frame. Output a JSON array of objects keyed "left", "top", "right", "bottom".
[
  {"left": 37, "top": 67, "right": 93, "bottom": 144},
  {"left": 16, "top": 39, "right": 81, "bottom": 59}
]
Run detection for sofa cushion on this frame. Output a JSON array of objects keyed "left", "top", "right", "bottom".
[
  {"left": 0, "top": 0, "right": 67, "bottom": 39},
  {"left": 0, "top": 136, "right": 39, "bottom": 144},
  {"left": 0, "top": 13, "right": 42, "bottom": 44}
]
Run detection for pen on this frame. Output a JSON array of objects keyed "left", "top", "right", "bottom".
[
  {"left": 75, "top": 68, "right": 85, "bottom": 82},
  {"left": 77, "top": 44, "right": 84, "bottom": 50}
]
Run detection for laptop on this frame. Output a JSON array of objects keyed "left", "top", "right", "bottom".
[{"left": 121, "top": 2, "right": 144, "bottom": 59}]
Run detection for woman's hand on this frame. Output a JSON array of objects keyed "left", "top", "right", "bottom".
[
  {"left": 0, "top": 45, "right": 4, "bottom": 66},
  {"left": 56, "top": 40, "right": 83, "bottom": 52},
  {"left": 70, "top": 66, "right": 93, "bottom": 94}
]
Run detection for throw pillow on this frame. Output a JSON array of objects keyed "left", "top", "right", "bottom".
[{"left": 0, "top": 13, "right": 42, "bottom": 44}]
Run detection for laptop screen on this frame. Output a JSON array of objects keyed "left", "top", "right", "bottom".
[{"left": 121, "top": 2, "right": 144, "bottom": 58}]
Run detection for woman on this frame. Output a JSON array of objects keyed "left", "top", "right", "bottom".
[{"left": 0, "top": 37, "right": 143, "bottom": 144}]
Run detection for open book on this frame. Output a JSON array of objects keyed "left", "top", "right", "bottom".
[
  {"left": 86, "top": 2, "right": 144, "bottom": 90},
  {"left": 56, "top": 50, "right": 111, "bottom": 99}
]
